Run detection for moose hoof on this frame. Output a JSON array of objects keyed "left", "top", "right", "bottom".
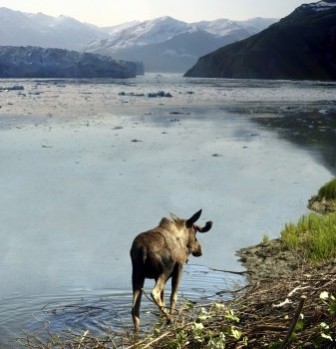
[{"left": 165, "top": 314, "right": 173, "bottom": 325}]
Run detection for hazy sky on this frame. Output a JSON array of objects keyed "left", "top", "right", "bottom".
[{"left": 0, "top": 0, "right": 318, "bottom": 26}]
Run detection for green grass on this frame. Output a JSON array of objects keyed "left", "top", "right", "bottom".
[
  {"left": 318, "top": 178, "right": 336, "bottom": 200},
  {"left": 281, "top": 212, "right": 336, "bottom": 262},
  {"left": 262, "top": 234, "right": 270, "bottom": 244}
]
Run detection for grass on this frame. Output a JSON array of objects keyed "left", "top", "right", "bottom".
[
  {"left": 281, "top": 212, "right": 336, "bottom": 262},
  {"left": 262, "top": 234, "right": 270, "bottom": 244},
  {"left": 318, "top": 178, "right": 336, "bottom": 200},
  {"left": 281, "top": 178, "right": 336, "bottom": 262}
]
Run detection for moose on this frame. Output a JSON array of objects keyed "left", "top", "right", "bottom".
[{"left": 130, "top": 209, "right": 212, "bottom": 332}]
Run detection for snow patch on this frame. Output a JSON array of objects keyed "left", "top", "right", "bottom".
[{"left": 302, "top": 0, "right": 336, "bottom": 12}]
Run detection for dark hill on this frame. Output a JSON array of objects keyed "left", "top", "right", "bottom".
[{"left": 185, "top": 2, "right": 336, "bottom": 80}]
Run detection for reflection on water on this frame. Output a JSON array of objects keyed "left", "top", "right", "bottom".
[
  {"left": 0, "top": 74, "right": 335, "bottom": 346},
  {"left": 251, "top": 112, "right": 336, "bottom": 175}
]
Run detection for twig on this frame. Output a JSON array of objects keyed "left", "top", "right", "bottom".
[
  {"left": 215, "top": 285, "right": 250, "bottom": 296},
  {"left": 77, "top": 330, "right": 89, "bottom": 349},
  {"left": 279, "top": 295, "right": 306, "bottom": 349},
  {"left": 141, "top": 332, "right": 170, "bottom": 349},
  {"left": 210, "top": 268, "right": 252, "bottom": 276},
  {"left": 272, "top": 298, "right": 292, "bottom": 308},
  {"left": 287, "top": 286, "right": 310, "bottom": 297}
]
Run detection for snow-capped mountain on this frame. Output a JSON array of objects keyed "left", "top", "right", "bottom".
[
  {"left": 86, "top": 16, "right": 278, "bottom": 72},
  {"left": 192, "top": 17, "right": 276, "bottom": 36},
  {"left": 287, "top": 0, "right": 336, "bottom": 18},
  {"left": 0, "top": 7, "right": 108, "bottom": 50},
  {"left": 86, "top": 16, "right": 198, "bottom": 52},
  {"left": 114, "top": 16, "right": 198, "bottom": 48},
  {"left": 281, "top": 0, "right": 336, "bottom": 25},
  {"left": 102, "top": 21, "right": 141, "bottom": 36},
  {"left": 300, "top": 0, "right": 336, "bottom": 11},
  {"left": 0, "top": 7, "right": 278, "bottom": 73}
]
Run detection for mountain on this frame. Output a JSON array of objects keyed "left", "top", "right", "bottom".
[
  {"left": 0, "top": 46, "right": 138, "bottom": 78},
  {"left": 100, "top": 16, "right": 197, "bottom": 49},
  {"left": 0, "top": 7, "right": 277, "bottom": 73},
  {"left": 102, "top": 21, "right": 141, "bottom": 36},
  {"left": 85, "top": 16, "right": 278, "bottom": 73},
  {"left": 192, "top": 17, "right": 276, "bottom": 36},
  {"left": 0, "top": 7, "right": 109, "bottom": 50},
  {"left": 185, "top": 0, "right": 336, "bottom": 80}
]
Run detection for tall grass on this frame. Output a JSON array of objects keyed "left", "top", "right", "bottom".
[
  {"left": 281, "top": 212, "right": 336, "bottom": 262},
  {"left": 318, "top": 178, "right": 336, "bottom": 200}
]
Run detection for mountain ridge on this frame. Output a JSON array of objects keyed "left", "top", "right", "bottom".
[
  {"left": 0, "top": 7, "right": 277, "bottom": 72},
  {"left": 85, "top": 16, "right": 277, "bottom": 72},
  {"left": 0, "top": 7, "right": 109, "bottom": 51},
  {"left": 185, "top": 0, "right": 336, "bottom": 80}
]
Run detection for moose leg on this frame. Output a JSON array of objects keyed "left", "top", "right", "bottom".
[
  {"left": 170, "top": 264, "right": 183, "bottom": 315},
  {"left": 151, "top": 275, "right": 169, "bottom": 316},
  {"left": 160, "top": 289, "right": 165, "bottom": 310},
  {"left": 132, "top": 272, "right": 144, "bottom": 333}
]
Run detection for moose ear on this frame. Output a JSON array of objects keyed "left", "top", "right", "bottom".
[
  {"left": 170, "top": 212, "right": 179, "bottom": 222},
  {"left": 196, "top": 221, "right": 213, "bottom": 233},
  {"left": 186, "top": 209, "right": 202, "bottom": 227}
]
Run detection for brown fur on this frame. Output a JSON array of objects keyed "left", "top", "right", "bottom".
[{"left": 130, "top": 210, "right": 212, "bottom": 332}]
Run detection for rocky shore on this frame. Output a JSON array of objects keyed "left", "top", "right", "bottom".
[
  {"left": 236, "top": 239, "right": 304, "bottom": 284},
  {"left": 308, "top": 195, "right": 336, "bottom": 215}
]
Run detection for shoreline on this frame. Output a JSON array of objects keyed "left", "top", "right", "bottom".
[
  {"left": 236, "top": 193, "right": 336, "bottom": 284},
  {"left": 236, "top": 238, "right": 305, "bottom": 284}
]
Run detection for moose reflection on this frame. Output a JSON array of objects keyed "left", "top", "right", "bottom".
[{"left": 130, "top": 209, "right": 212, "bottom": 332}]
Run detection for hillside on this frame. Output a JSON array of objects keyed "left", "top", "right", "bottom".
[{"left": 185, "top": 0, "right": 336, "bottom": 80}]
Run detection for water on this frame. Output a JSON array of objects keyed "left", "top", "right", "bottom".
[{"left": 0, "top": 74, "right": 335, "bottom": 347}]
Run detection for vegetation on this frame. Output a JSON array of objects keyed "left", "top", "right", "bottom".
[
  {"left": 281, "top": 177, "right": 336, "bottom": 262},
  {"left": 281, "top": 212, "right": 336, "bottom": 262},
  {"left": 262, "top": 234, "right": 270, "bottom": 244},
  {"left": 318, "top": 178, "right": 336, "bottom": 201}
]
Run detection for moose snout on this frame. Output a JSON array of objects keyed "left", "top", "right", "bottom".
[{"left": 192, "top": 247, "right": 202, "bottom": 257}]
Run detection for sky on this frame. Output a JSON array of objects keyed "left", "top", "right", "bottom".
[{"left": 0, "top": 0, "right": 318, "bottom": 26}]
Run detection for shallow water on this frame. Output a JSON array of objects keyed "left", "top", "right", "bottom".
[{"left": 0, "top": 74, "right": 335, "bottom": 346}]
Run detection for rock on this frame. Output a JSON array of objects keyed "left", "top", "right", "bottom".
[
  {"left": 147, "top": 91, "right": 172, "bottom": 98},
  {"left": 118, "top": 92, "right": 145, "bottom": 97},
  {"left": 307, "top": 195, "right": 336, "bottom": 214},
  {"left": 0, "top": 85, "right": 24, "bottom": 91}
]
